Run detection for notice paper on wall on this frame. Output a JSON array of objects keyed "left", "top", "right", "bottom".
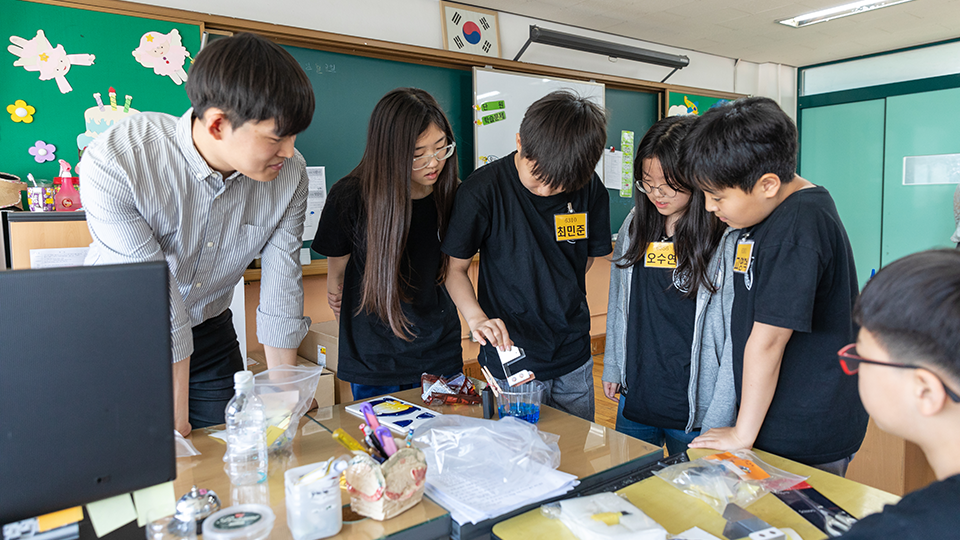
[
  {"left": 29, "top": 247, "right": 88, "bottom": 268},
  {"left": 603, "top": 149, "right": 623, "bottom": 190},
  {"left": 304, "top": 166, "right": 327, "bottom": 242}
]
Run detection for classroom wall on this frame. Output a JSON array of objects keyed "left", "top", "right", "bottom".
[{"left": 128, "top": 0, "right": 796, "bottom": 114}]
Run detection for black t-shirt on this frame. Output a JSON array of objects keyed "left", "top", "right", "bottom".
[
  {"left": 840, "top": 475, "right": 960, "bottom": 539},
  {"left": 312, "top": 176, "right": 462, "bottom": 385},
  {"left": 622, "top": 240, "right": 696, "bottom": 430},
  {"left": 732, "top": 186, "right": 867, "bottom": 465},
  {"left": 441, "top": 152, "right": 612, "bottom": 380}
]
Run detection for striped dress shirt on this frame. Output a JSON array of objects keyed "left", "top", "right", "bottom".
[{"left": 81, "top": 109, "right": 310, "bottom": 362}]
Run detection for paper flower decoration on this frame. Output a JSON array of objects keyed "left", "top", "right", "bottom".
[
  {"left": 7, "top": 100, "right": 36, "bottom": 123},
  {"left": 29, "top": 140, "right": 56, "bottom": 163}
]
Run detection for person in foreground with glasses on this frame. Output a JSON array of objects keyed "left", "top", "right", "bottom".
[
  {"left": 837, "top": 249, "right": 960, "bottom": 538},
  {"left": 603, "top": 115, "right": 729, "bottom": 455},
  {"left": 312, "top": 88, "right": 462, "bottom": 400},
  {"left": 684, "top": 97, "right": 868, "bottom": 476},
  {"left": 442, "top": 91, "right": 611, "bottom": 421}
]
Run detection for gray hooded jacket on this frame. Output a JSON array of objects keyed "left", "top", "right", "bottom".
[{"left": 603, "top": 208, "right": 738, "bottom": 433}]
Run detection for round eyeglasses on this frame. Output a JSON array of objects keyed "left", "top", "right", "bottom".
[
  {"left": 636, "top": 179, "right": 678, "bottom": 199},
  {"left": 838, "top": 343, "right": 960, "bottom": 403},
  {"left": 413, "top": 142, "right": 456, "bottom": 171}
]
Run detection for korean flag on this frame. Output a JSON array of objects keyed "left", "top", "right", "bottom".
[{"left": 445, "top": 8, "right": 499, "bottom": 57}]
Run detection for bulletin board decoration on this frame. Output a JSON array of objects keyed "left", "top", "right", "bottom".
[
  {"left": 440, "top": 1, "right": 500, "bottom": 58},
  {"left": 665, "top": 90, "right": 730, "bottom": 117},
  {"left": 0, "top": 0, "right": 200, "bottom": 189}
]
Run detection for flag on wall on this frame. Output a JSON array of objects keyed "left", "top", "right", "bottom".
[{"left": 441, "top": 2, "right": 500, "bottom": 58}]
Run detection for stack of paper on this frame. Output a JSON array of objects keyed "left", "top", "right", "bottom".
[{"left": 424, "top": 462, "right": 578, "bottom": 525}]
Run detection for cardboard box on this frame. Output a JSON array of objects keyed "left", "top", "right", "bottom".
[
  {"left": 245, "top": 351, "right": 335, "bottom": 409},
  {"left": 297, "top": 319, "right": 339, "bottom": 372}
]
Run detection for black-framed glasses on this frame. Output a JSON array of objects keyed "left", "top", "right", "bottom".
[
  {"left": 636, "top": 179, "right": 678, "bottom": 198},
  {"left": 838, "top": 343, "right": 960, "bottom": 403},
  {"left": 412, "top": 142, "right": 456, "bottom": 171}
]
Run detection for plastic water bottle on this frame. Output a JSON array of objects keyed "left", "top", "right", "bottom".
[{"left": 223, "top": 371, "right": 267, "bottom": 485}]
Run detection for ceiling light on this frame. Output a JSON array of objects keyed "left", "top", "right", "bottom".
[{"left": 778, "top": 0, "right": 915, "bottom": 28}]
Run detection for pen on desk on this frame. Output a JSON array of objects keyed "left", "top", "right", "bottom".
[
  {"left": 332, "top": 428, "right": 367, "bottom": 454},
  {"left": 375, "top": 426, "right": 397, "bottom": 457}
]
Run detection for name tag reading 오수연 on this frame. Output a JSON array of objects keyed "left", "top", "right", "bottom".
[
  {"left": 644, "top": 242, "right": 677, "bottom": 268},
  {"left": 734, "top": 240, "right": 754, "bottom": 274},
  {"left": 555, "top": 213, "right": 588, "bottom": 242}
]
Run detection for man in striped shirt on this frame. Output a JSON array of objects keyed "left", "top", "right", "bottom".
[{"left": 81, "top": 33, "right": 316, "bottom": 436}]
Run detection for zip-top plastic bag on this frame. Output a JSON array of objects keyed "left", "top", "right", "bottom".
[
  {"left": 253, "top": 365, "right": 323, "bottom": 453},
  {"left": 653, "top": 450, "right": 806, "bottom": 514}
]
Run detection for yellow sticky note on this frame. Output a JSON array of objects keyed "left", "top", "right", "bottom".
[
  {"left": 36, "top": 506, "right": 83, "bottom": 532},
  {"left": 266, "top": 425, "right": 285, "bottom": 446},
  {"left": 86, "top": 493, "right": 137, "bottom": 538},
  {"left": 132, "top": 481, "right": 176, "bottom": 527}
]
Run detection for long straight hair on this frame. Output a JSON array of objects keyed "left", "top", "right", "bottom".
[
  {"left": 620, "top": 115, "right": 724, "bottom": 297},
  {"left": 351, "top": 88, "right": 459, "bottom": 340}
]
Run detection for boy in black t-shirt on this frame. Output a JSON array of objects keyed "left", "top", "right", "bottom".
[
  {"left": 837, "top": 250, "right": 960, "bottom": 538},
  {"left": 684, "top": 97, "right": 868, "bottom": 473},
  {"left": 442, "top": 91, "right": 611, "bottom": 421}
]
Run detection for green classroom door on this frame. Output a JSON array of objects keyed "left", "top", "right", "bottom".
[
  {"left": 882, "top": 88, "right": 960, "bottom": 264},
  {"left": 800, "top": 99, "right": 885, "bottom": 286}
]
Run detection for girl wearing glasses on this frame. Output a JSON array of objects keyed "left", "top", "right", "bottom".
[
  {"left": 312, "top": 88, "right": 462, "bottom": 400},
  {"left": 603, "top": 115, "right": 729, "bottom": 455}
]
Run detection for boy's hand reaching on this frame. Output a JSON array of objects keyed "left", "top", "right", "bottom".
[
  {"left": 689, "top": 426, "right": 752, "bottom": 451},
  {"left": 469, "top": 316, "right": 514, "bottom": 350}
]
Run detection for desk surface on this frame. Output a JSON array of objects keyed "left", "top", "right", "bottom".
[
  {"left": 491, "top": 448, "right": 902, "bottom": 540},
  {"left": 175, "top": 416, "right": 449, "bottom": 540},
  {"left": 176, "top": 388, "right": 662, "bottom": 540}
]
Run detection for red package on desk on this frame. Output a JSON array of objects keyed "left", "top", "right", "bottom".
[{"left": 420, "top": 373, "right": 484, "bottom": 405}]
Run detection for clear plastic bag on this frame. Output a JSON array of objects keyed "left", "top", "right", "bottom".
[
  {"left": 412, "top": 414, "right": 560, "bottom": 475},
  {"left": 541, "top": 493, "right": 668, "bottom": 540},
  {"left": 253, "top": 365, "right": 323, "bottom": 453},
  {"left": 653, "top": 450, "right": 807, "bottom": 514},
  {"left": 174, "top": 430, "right": 200, "bottom": 457}
]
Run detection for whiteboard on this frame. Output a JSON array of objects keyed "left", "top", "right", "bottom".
[{"left": 473, "top": 67, "right": 605, "bottom": 177}]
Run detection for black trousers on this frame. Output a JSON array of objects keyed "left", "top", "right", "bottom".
[{"left": 189, "top": 309, "right": 244, "bottom": 428}]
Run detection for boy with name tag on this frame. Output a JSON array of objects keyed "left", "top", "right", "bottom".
[
  {"left": 684, "top": 97, "right": 868, "bottom": 474},
  {"left": 442, "top": 91, "right": 611, "bottom": 421},
  {"left": 837, "top": 249, "right": 960, "bottom": 538}
]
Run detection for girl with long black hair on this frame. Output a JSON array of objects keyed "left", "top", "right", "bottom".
[
  {"left": 602, "top": 115, "right": 728, "bottom": 455},
  {"left": 313, "top": 88, "right": 462, "bottom": 400}
]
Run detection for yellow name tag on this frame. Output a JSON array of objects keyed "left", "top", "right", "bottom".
[
  {"left": 555, "top": 212, "right": 588, "bottom": 241},
  {"left": 644, "top": 242, "right": 677, "bottom": 268},
  {"left": 734, "top": 240, "right": 754, "bottom": 274}
]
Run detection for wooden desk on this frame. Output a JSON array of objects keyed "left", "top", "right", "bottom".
[
  {"left": 315, "top": 388, "right": 664, "bottom": 540},
  {"left": 491, "top": 449, "right": 901, "bottom": 540},
  {"left": 175, "top": 416, "right": 450, "bottom": 540}
]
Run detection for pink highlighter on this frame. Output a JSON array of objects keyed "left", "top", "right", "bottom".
[
  {"left": 359, "top": 402, "right": 381, "bottom": 430},
  {"left": 375, "top": 426, "right": 398, "bottom": 457}
]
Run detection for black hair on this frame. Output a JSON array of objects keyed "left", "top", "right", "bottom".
[
  {"left": 351, "top": 88, "right": 459, "bottom": 340},
  {"left": 620, "top": 116, "right": 724, "bottom": 297},
  {"left": 518, "top": 90, "right": 607, "bottom": 192},
  {"left": 682, "top": 96, "right": 798, "bottom": 193},
  {"left": 854, "top": 249, "right": 960, "bottom": 383},
  {"left": 187, "top": 32, "right": 315, "bottom": 137}
]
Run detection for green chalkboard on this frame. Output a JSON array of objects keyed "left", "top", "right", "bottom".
[
  {"left": 605, "top": 87, "right": 658, "bottom": 234},
  {"left": 1, "top": 0, "right": 200, "bottom": 192}
]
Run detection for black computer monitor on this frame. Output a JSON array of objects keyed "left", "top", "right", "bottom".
[{"left": 0, "top": 262, "right": 176, "bottom": 524}]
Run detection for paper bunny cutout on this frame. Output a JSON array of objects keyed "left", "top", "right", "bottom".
[
  {"left": 8, "top": 30, "right": 95, "bottom": 93},
  {"left": 132, "top": 29, "right": 189, "bottom": 85}
]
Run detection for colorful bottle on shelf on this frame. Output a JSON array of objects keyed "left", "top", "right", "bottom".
[{"left": 54, "top": 159, "right": 82, "bottom": 211}]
